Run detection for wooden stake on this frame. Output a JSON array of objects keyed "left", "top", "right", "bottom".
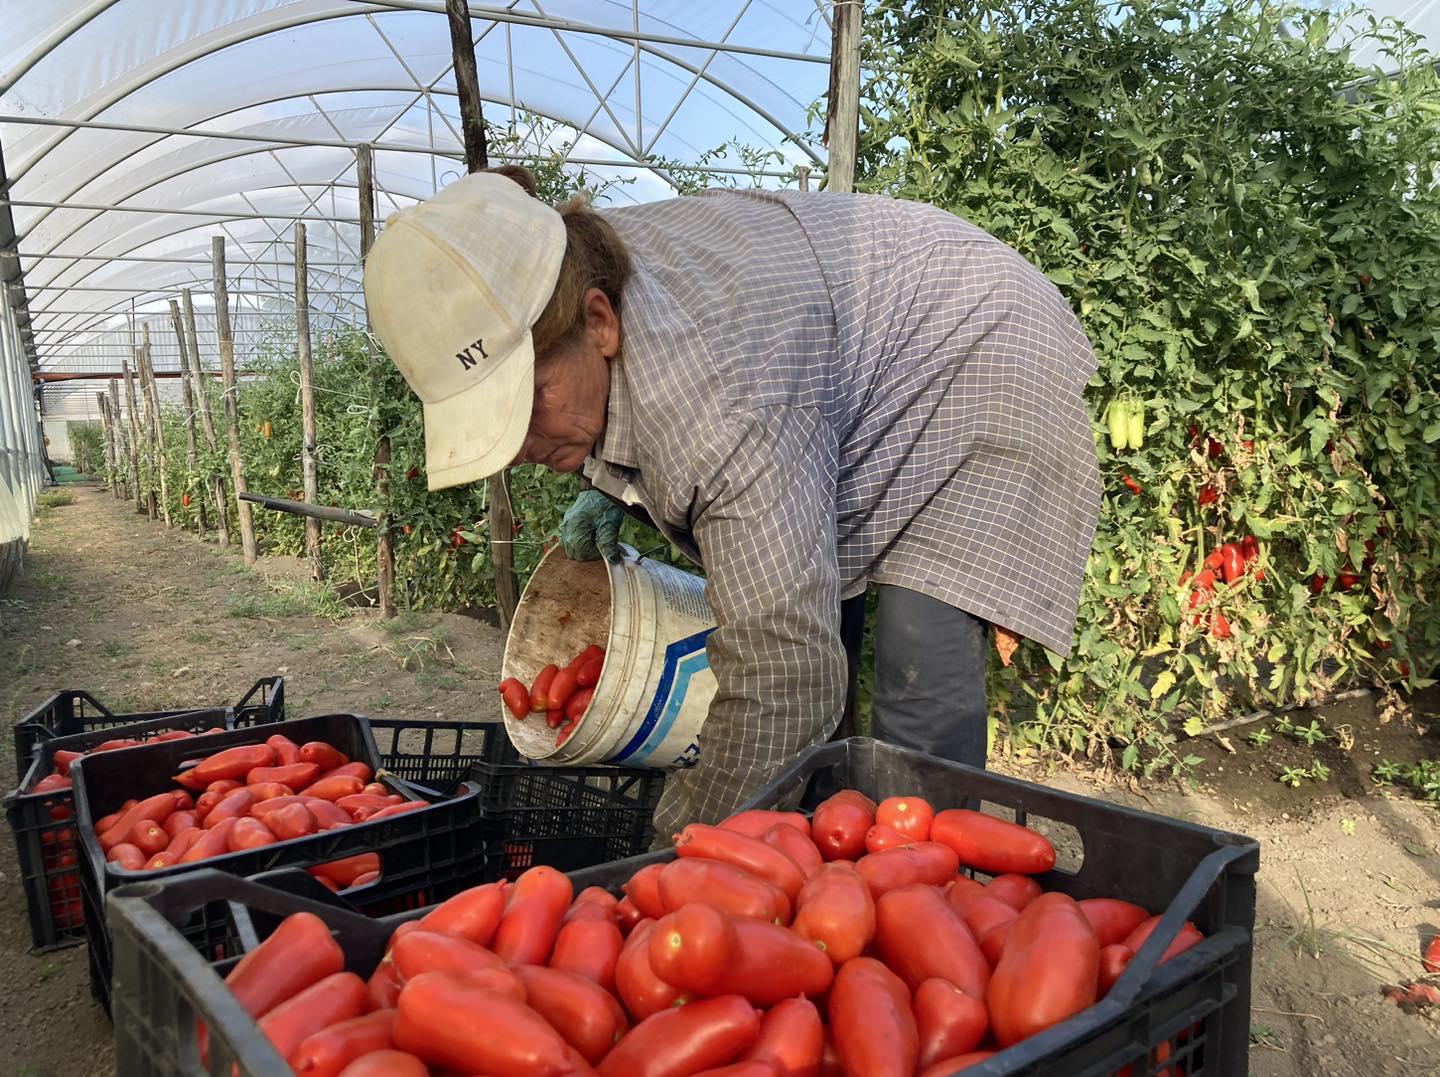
[
  {"left": 134, "top": 346, "right": 157, "bottom": 519},
  {"left": 96, "top": 393, "right": 116, "bottom": 494},
  {"left": 107, "top": 380, "right": 125, "bottom": 499},
  {"left": 797, "top": 165, "right": 811, "bottom": 192},
  {"left": 446, "top": 0, "right": 519, "bottom": 629},
  {"left": 139, "top": 325, "right": 173, "bottom": 527},
  {"left": 213, "top": 237, "right": 258, "bottom": 563},
  {"left": 183, "top": 288, "right": 230, "bottom": 546},
  {"left": 824, "top": 0, "right": 862, "bottom": 194},
  {"left": 169, "top": 300, "right": 207, "bottom": 534},
  {"left": 357, "top": 143, "right": 396, "bottom": 618},
  {"left": 295, "top": 222, "right": 325, "bottom": 582},
  {"left": 120, "top": 358, "right": 144, "bottom": 512}
]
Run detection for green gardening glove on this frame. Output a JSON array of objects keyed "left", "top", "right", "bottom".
[{"left": 558, "top": 490, "right": 624, "bottom": 563}]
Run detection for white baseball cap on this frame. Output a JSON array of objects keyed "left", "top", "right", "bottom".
[{"left": 364, "top": 172, "right": 566, "bottom": 491}]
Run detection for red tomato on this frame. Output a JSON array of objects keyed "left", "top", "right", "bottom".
[
  {"left": 202, "top": 788, "right": 256, "bottom": 829},
  {"left": 864, "top": 823, "right": 915, "bottom": 854},
  {"left": 1121, "top": 915, "right": 1204, "bottom": 963},
  {"left": 493, "top": 865, "right": 573, "bottom": 966},
  {"left": 179, "top": 818, "right": 239, "bottom": 863},
  {"left": 498, "top": 678, "right": 530, "bottom": 720},
  {"left": 512, "top": 965, "right": 629, "bottom": 1065},
  {"left": 987, "top": 892, "right": 1099, "bottom": 1046},
  {"left": 182, "top": 744, "right": 276, "bottom": 787},
  {"left": 128, "top": 820, "right": 169, "bottom": 857},
  {"left": 658, "top": 857, "right": 792, "bottom": 923},
  {"left": 875, "top": 796, "right": 935, "bottom": 842},
  {"left": 763, "top": 823, "right": 823, "bottom": 879},
  {"left": 529, "top": 664, "right": 560, "bottom": 712},
  {"left": 394, "top": 972, "right": 577, "bottom": 1075},
  {"left": 550, "top": 913, "right": 624, "bottom": 994},
  {"left": 615, "top": 896, "right": 644, "bottom": 936},
  {"left": 828, "top": 957, "right": 917, "bottom": 1077},
  {"left": 718, "top": 810, "right": 811, "bottom": 840},
  {"left": 914, "top": 978, "right": 990, "bottom": 1070},
  {"left": 569, "top": 644, "right": 605, "bottom": 669},
  {"left": 548, "top": 666, "right": 581, "bottom": 711},
  {"left": 305, "top": 775, "right": 366, "bottom": 802},
  {"left": 266, "top": 802, "right": 318, "bottom": 841},
  {"left": 221, "top": 911, "right": 345, "bottom": 1025},
  {"left": 918, "top": 1051, "right": 997, "bottom": 1076},
  {"left": 674, "top": 824, "right": 806, "bottom": 902},
  {"left": 266, "top": 734, "right": 302, "bottom": 766},
  {"left": 565, "top": 687, "right": 595, "bottom": 721},
  {"left": 810, "top": 791, "right": 876, "bottom": 861},
  {"left": 1424, "top": 936, "right": 1440, "bottom": 975},
  {"left": 106, "top": 843, "right": 146, "bottom": 871},
  {"left": 597, "top": 995, "right": 760, "bottom": 1077},
  {"left": 930, "top": 809, "right": 1056, "bottom": 876},
  {"left": 854, "top": 842, "right": 960, "bottom": 900},
  {"left": 874, "top": 884, "right": 990, "bottom": 999},
  {"left": 739, "top": 996, "right": 824, "bottom": 1077},
  {"left": 985, "top": 873, "right": 1042, "bottom": 911},
  {"left": 229, "top": 818, "right": 277, "bottom": 851},
  {"left": 615, "top": 919, "right": 691, "bottom": 1021},
  {"left": 622, "top": 862, "right": 668, "bottom": 919},
  {"left": 575, "top": 654, "right": 604, "bottom": 688},
  {"left": 793, "top": 863, "right": 875, "bottom": 967},
  {"left": 289, "top": 1009, "right": 396, "bottom": 1077},
  {"left": 1079, "top": 898, "right": 1151, "bottom": 948},
  {"left": 389, "top": 929, "right": 505, "bottom": 987},
  {"left": 416, "top": 881, "right": 506, "bottom": 946},
  {"left": 335, "top": 1050, "right": 426, "bottom": 1077},
  {"left": 649, "top": 903, "right": 833, "bottom": 1005},
  {"left": 1098, "top": 943, "right": 1134, "bottom": 995},
  {"left": 313, "top": 853, "right": 380, "bottom": 888}
]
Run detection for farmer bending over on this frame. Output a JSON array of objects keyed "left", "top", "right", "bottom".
[{"left": 364, "top": 168, "right": 1101, "bottom": 833}]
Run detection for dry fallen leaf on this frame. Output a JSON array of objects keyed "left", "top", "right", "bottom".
[{"left": 994, "top": 626, "right": 1021, "bottom": 667}]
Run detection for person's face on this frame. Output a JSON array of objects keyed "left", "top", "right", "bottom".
[{"left": 514, "top": 288, "right": 620, "bottom": 473}]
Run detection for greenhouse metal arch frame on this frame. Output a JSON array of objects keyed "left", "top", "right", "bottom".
[{"left": 0, "top": 0, "right": 854, "bottom": 590}]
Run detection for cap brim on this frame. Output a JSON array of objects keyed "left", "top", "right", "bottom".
[{"left": 422, "top": 335, "right": 533, "bottom": 491}]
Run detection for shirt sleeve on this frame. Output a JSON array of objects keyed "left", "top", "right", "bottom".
[{"left": 652, "top": 405, "right": 847, "bottom": 832}]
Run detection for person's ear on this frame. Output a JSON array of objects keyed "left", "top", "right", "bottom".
[{"left": 583, "top": 287, "right": 620, "bottom": 359}]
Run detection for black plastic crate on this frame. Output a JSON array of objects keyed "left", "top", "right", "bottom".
[
  {"left": 577, "top": 737, "right": 1259, "bottom": 1077},
  {"left": 368, "top": 716, "right": 514, "bottom": 793},
  {"left": 468, "top": 757, "right": 665, "bottom": 881},
  {"left": 70, "top": 714, "right": 486, "bottom": 1013},
  {"left": 12, "top": 676, "right": 285, "bottom": 782},
  {"left": 107, "top": 869, "right": 410, "bottom": 1077},
  {"left": 6, "top": 708, "right": 243, "bottom": 951}
]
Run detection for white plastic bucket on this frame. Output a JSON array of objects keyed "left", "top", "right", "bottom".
[{"left": 501, "top": 545, "right": 718, "bottom": 769}]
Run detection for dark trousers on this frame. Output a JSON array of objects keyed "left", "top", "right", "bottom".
[{"left": 835, "top": 585, "right": 990, "bottom": 768}]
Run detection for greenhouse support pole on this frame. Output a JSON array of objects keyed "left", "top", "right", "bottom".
[
  {"left": 134, "top": 346, "right": 158, "bottom": 520},
  {"left": 96, "top": 393, "right": 116, "bottom": 494},
  {"left": 213, "top": 237, "right": 258, "bottom": 563},
  {"left": 120, "top": 357, "right": 143, "bottom": 512},
  {"left": 295, "top": 222, "right": 325, "bottom": 583},
  {"left": 825, "top": 0, "right": 862, "bottom": 194},
  {"left": 184, "top": 288, "right": 231, "bottom": 546},
  {"left": 107, "top": 379, "right": 125, "bottom": 500},
  {"left": 169, "top": 299, "right": 207, "bottom": 534},
  {"left": 357, "top": 143, "right": 396, "bottom": 618},
  {"left": 448, "top": 0, "right": 519, "bottom": 629},
  {"left": 139, "top": 325, "right": 173, "bottom": 527}
]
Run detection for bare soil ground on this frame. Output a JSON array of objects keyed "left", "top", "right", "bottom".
[{"left": 2, "top": 485, "right": 1438, "bottom": 1075}]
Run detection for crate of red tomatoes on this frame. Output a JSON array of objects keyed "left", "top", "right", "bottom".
[
  {"left": 103, "top": 735, "right": 1256, "bottom": 1076},
  {"left": 6, "top": 691, "right": 280, "bottom": 950},
  {"left": 71, "top": 713, "right": 486, "bottom": 1014}
]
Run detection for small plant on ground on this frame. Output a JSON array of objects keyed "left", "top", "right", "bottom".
[
  {"left": 36, "top": 490, "right": 75, "bottom": 509},
  {"left": 1248, "top": 726, "right": 1274, "bottom": 748},
  {"left": 1372, "top": 758, "right": 1440, "bottom": 800}
]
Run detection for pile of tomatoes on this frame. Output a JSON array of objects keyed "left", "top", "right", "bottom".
[
  {"left": 1180, "top": 535, "right": 1263, "bottom": 639},
  {"left": 499, "top": 644, "right": 606, "bottom": 747},
  {"left": 25, "top": 725, "right": 227, "bottom": 931},
  {"left": 211, "top": 790, "right": 1205, "bottom": 1076},
  {"left": 95, "top": 732, "right": 424, "bottom": 888}
]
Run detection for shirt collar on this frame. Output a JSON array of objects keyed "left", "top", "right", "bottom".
[{"left": 593, "top": 359, "right": 639, "bottom": 469}]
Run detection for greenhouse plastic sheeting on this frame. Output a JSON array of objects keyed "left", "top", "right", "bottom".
[
  {"left": 1, "top": 1, "right": 833, "bottom": 419},
  {"left": 0, "top": 292, "right": 46, "bottom": 592}
]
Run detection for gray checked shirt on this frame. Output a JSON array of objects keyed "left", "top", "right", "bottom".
[{"left": 583, "top": 189, "right": 1101, "bottom": 831}]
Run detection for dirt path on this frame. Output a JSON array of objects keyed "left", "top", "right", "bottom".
[
  {"left": 2, "top": 485, "right": 1438, "bottom": 1075},
  {"left": 0, "top": 485, "right": 506, "bottom": 1076}
]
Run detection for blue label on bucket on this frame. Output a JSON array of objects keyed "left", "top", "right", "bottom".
[{"left": 611, "top": 628, "right": 715, "bottom": 765}]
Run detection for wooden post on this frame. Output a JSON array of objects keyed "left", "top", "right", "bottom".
[
  {"left": 96, "top": 393, "right": 116, "bottom": 494},
  {"left": 169, "top": 299, "right": 208, "bottom": 534},
  {"left": 121, "top": 358, "right": 144, "bottom": 512},
  {"left": 184, "top": 288, "right": 231, "bottom": 546},
  {"left": 824, "top": 0, "right": 862, "bottom": 193},
  {"left": 446, "top": 0, "right": 519, "bottom": 629},
  {"left": 108, "top": 380, "right": 125, "bottom": 499},
  {"left": 213, "top": 237, "right": 258, "bottom": 563},
  {"left": 797, "top": 165, "right": 811, "bottom": 192},
  {"left": 134, "top": 346, "right": 157, "bottom": 519},
  {"left": 295, "top": 222, "right": 325, "bottom": 582},
  {"left": 357, "top": 143, "right": 397, "bottom": 618},
  {"left": 139, "top": 325, "right": 173, "bottom": 527}
]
